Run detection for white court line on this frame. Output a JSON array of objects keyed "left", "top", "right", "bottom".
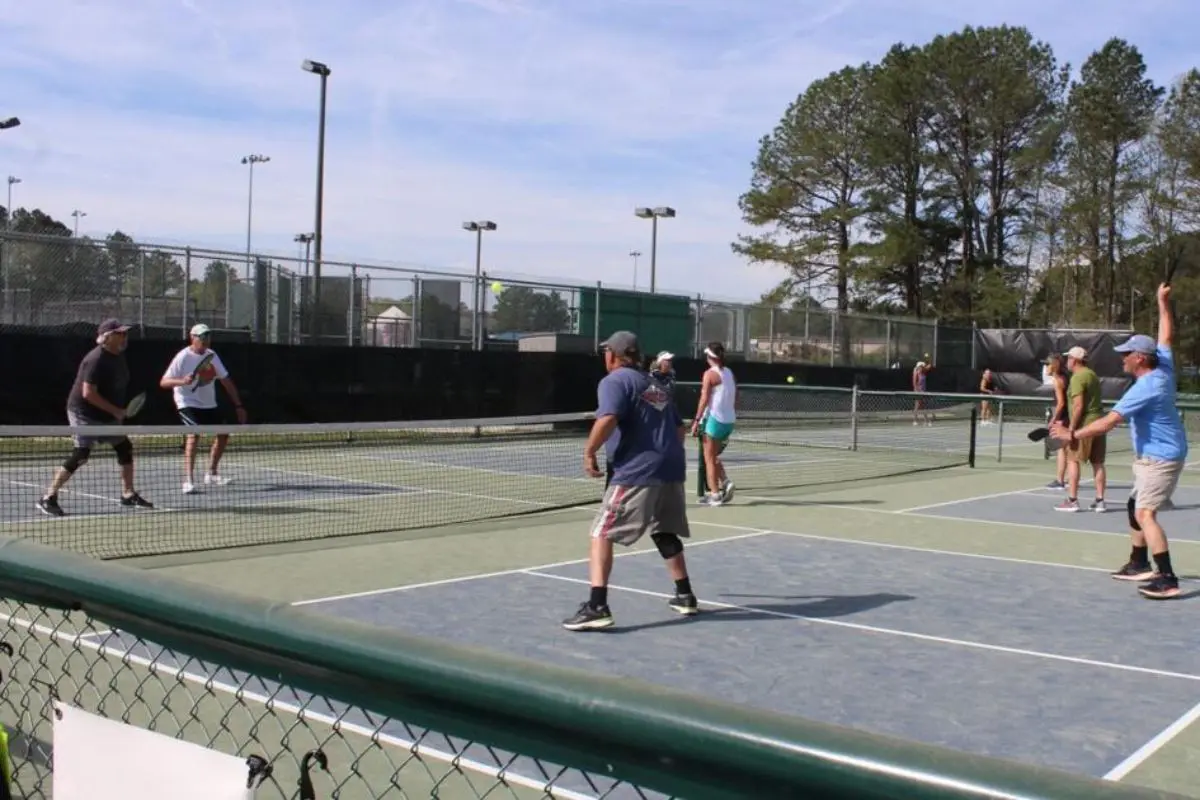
[
  {"left": 524, "top": 571, "right": 1200, "bottom": 684},
  {"left": 0, "top": 611, "right": 600, "bottom": 800},
  {"left": 683, "top": 521, "right": 1113, "bottom": 575},
  {"left": 896, "top": 484, "right": 1054, "bottom": 513},
  {"left": 733, "top": 493, "right": 1200, "bottom": 551},
  {"left": 289, "top": 531, "right": 772, "bottom": 606},
  {"left": 1104, "top": 699, "right": 1200, "bottom": 781}
]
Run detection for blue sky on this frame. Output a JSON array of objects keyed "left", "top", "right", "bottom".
[{"left": 1, "top": 0, "right": 1196, "bottom": 305}]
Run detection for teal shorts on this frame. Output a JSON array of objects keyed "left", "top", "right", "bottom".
[{"left": 703, "top": 417, "right": 734, "bottom": 442}]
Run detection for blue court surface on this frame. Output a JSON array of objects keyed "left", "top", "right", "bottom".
[
  {"left": 81, "top": 531, "right": 1200, "bottom": 795},
  {"left": 908, "top": 481, "right": 1200, "bottom": 542}
]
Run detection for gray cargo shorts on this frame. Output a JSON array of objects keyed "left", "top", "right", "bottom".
[
  {"left": 589, "top": 482, "right": 691, "bottom": 546},
  {"left": 67, "top": 410, "right": 130, "bottom": 449}
]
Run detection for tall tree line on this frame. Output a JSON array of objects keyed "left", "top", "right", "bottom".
[
  {"left": 736, "top": 26, "right": 1200, "bottom": 359},
  {"left": 0, "top": 206, "right": 250, "bottom": 319}
]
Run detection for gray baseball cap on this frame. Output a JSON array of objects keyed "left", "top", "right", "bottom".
[
  {"left": 600, "top": 330, "right": 639, "bottom": 355},
  {"left": 1114, "top": 334, "right": 1156, "bottom": 355}
]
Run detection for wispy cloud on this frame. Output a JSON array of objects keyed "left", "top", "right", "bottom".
[{"left": 0, "top": 1, "right": 1196, "bottom": 302}]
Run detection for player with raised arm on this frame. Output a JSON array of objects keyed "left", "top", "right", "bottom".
[
  {"left": 912, "top": 360, "right": 932, "bottom": 426},
  {"left": 37, "top": 319, "right": 153, "bottom": 516},
  {"left": 1050, "top": 284, "right": 1186, "bottom": 599},
  {"left": 691, "top": 342, "right": 736, "bottom": 506},
  {"left": 160, "top": 324, "right": 247, "bottom": 494}
]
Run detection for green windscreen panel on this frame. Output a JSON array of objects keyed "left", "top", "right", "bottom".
[{"left": 577, "top": 288, "right": 692, "bottom": 356}]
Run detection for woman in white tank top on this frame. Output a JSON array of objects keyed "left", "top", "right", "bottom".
[{"left": 690, "top": 342, "right": 736, "bottom": 506}]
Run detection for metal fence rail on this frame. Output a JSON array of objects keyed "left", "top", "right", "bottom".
[
  {"left": 0, "top": 230, "right": 972, "bottom": 366},
  {"left": 0, "top": 538, "right": 1169, "bottom": 800}
]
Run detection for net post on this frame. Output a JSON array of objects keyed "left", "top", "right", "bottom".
[
  {"left": 996, "top": 397, "right": 1005, "bottom": 463},
  {"left": 850, "top": 385, "right": 859, "bottom": 452},
  {"left": 968, "top": 405, "right": 978, "bottom": 468}
]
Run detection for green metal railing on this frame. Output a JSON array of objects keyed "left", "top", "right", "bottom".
[{"left": 0, "top": 537, "right": 1179, "bottom": 799}]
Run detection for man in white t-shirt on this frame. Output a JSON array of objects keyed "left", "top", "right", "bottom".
[{"left": 159, "top": 324, "right": 247, "bottom": 494}]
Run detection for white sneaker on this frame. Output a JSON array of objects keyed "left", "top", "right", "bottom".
[
  {"left": 204, "top": 473, "right": 232, "bottom": 487},
  {"left": 182, "top": 481, "right": 197, "bottom": 495}
]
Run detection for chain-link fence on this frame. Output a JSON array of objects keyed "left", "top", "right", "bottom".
[
  {"left": 0, "top": 600, "right": 657, "bottom": 799},
  {"left": 0, "top": 229, "right": 973, "bottom": 367}
]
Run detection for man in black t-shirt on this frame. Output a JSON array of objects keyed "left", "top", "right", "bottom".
[{"left": 37, "top": 319, "right": 154, "bottom": 517}]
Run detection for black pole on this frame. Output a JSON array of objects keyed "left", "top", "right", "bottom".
[{"left": 312, "top": 73, "right": 327, "bottom": 343}]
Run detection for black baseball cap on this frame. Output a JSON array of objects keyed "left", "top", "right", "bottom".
[{"left": 600, "top": 331, "right": 639, "bottom": 355}]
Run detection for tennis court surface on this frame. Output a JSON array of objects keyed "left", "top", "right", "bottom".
[{"left": 0, "top": 385, "right": 1197, "bottom": 798}]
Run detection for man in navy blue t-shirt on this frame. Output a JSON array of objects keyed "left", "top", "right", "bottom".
[{"left": 563, "top": 331, "right": 697, "bottom": 631}]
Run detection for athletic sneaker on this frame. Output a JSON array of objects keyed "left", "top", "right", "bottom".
[
  {"left": 1046, "top": 479, "right": 1065, "bottom": 490},
  {"left": 700, "top": 492, "right": 724, "bottom": 507},
  {"left": 36, "top": 495, "right": 65, "bottom": 517},
  {"left": 1089, "top": 499, "right": 1107, "bottom": 513},
  {"left": 1138, "top": 574, "right": 1181, "bottom": 600},
  {"left": 182, "top": 481, "right": 197, "bottom": 495},
  {"left": 1111, "top": 561, "right": 1155, "bottom": 582},
  {"left": 204, "top": 473, "right": 232, "bottom": 487},
  {"left": 562, "top": 602, "right": 614, "bottom": 631},
  {"left": 720, "top": 479, "right": 735, "bottom": 504},
  {"left": 119, "top": 492, "right": 154, "bottom": 509},
  {"left": 668, "top": 592, "right": 699, "bottom": 615},
  {"left": 1054, "top": 498, "right": 1079, "bottom": 512}
]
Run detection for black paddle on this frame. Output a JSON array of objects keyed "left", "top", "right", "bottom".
[{"left": 1028, "top": 426, "right": 1066, "bottom": 452}]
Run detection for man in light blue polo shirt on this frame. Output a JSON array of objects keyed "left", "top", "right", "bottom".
[{"left": 1051, "top": 283, "right": 1186, "bottom": 599}]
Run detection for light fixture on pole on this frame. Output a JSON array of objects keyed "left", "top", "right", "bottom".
[
  {"left": 71, "top": 209, "right": 87, "bottom": 238},
  {"left": 237, "top": 154, "right": 270, "bottom": 328},
  {"left": 294, "top": 233, "right": 315, "bottom": 278},
  {"left": 633, "top": 206, "right": 675, "bottom": 293},
  {"left": 302, "top": 58, "right": 331, "bottom": 341},
  {"left": 628, "top": 250, "right": 641, "bottom": 290},
  {"left": 461, "top": 220, "right": 497, "bottom": 350}
]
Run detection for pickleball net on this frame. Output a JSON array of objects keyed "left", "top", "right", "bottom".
[
  {"left": 0, "top": 393, "right": 978, "bottom": 560},
  {"left": 674, "top": 383, "right": 978, "bottom": 495}
]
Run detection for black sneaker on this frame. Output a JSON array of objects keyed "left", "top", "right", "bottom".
[
  {"left": 668, "top": 592, "right": 699, "bottom": 615},
  {"left": 1138, "top": 575, "right": 1181, "bottom": 600},
  {"left": 562, "top": 602, "right": 614, "bottom": 631},
  {"left": 1111, "top": 561, "right": 1155, "bottom": 582},
  {"left": 36, "top": 495, "right": 65, "bottom": 517},
  {"left": 119, "top": 492, "right": 154, "bottom": 509}
]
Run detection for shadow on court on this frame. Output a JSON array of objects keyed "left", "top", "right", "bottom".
[{"left": 603, "top": 592, "right": 917, "bottom": 633}]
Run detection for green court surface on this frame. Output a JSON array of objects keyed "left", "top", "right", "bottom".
[{"left": 112, "top": 447, "right": 1200, "bottom": 800}]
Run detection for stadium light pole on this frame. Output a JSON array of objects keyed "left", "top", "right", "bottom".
[
  {"left": 71, "top": 209, "right": 86, "bottom": 238},
  {"left": 0, "top": 118, "right": 19, "bottom": 130},
  {"left": 633, "top": 206, "right": 675, "bottom": 293},
  {"left": 238, "top": 154, "right": 270, "bottom": 328},
  {"left": 462, "top": 220, "right": 497, "bottom": 350},
  {"left": 2, "top": 176, "right": 19, "bottom": 323},
  {"left": 302, "top": 59, "right": 330, "bottom": 342},
  {"left": 628, "top": 249, "right": 641, "bottom": 290}
]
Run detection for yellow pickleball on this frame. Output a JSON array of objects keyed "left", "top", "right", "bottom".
[
  {"left": 786, "top": 376, "right": 794, "bottom": 384},
  {"left": 491, "top": 281, "right": 504, "bottom": 294}
]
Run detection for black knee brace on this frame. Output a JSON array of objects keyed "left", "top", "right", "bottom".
[
  {"left": 112, "top": 437, "right": 134, "bottom": 466},
  {"left": 1127, "top": 495, "right": 1142, "bottom": 532},
  {"left": 651, "top": 532, "right": 684, "bottom": 559},
  {"left": 61, "top": 446, "right": 90, "bottom": 473}
]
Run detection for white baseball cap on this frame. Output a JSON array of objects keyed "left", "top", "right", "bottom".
[
  {"left": 190, "top": 324, "right": 212, "bottom": 338},
  {"left": 656, "top": 351, "right": 675, "bottom": 362},
  {"left": 1064, "top": 346, "right": 1087, "bottom": 360}
]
